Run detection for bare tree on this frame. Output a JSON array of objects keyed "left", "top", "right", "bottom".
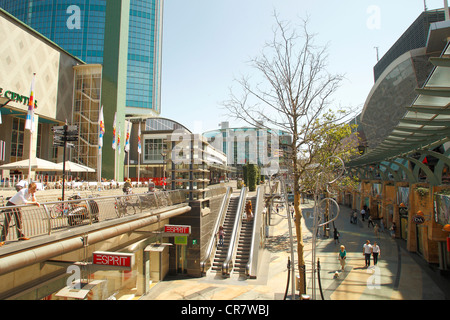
[{"left": 224, "top": 13, "right": 354, "bottom": 295}]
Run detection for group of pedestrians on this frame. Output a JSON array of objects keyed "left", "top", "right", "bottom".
[
  {"left": 336, "top": 204, "right": 388, "bottom": 272},
  {"left": 363, "top": 240, "right": 381, "bottom": 267},
  {"left": 350, "top": 206, "right": 388, "bottom": 239},
  {"left": 337, "top": 239, "right": 382, "bottom": 271}
]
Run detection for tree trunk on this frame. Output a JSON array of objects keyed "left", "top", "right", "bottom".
[{"left": 293, "top": 158, "right": 306, "bottom": 296}]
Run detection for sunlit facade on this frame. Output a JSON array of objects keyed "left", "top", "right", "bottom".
[{"left": 0, "top": 0, "right": 163, "bottom": 116}]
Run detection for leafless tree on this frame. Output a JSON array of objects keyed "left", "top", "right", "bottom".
[{"left": 224, "top": 13, "right": 355, "bottom": 295}]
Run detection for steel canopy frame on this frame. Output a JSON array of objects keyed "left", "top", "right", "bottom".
[{"left": 346, "top": 42, "right": 450, "bottom": 185}]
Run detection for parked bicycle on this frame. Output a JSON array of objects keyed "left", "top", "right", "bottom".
[
  {"left": 50, "top": 194, "right": 100, "bottom": 226},
  {"left": 114, "top": 195, "right": 140, "bottom": 217}
]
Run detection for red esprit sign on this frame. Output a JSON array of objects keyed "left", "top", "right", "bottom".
[
  {"left": 164, "top": 224, "right": 191, "bottom": 235},
  {"left": 93, "top": 251, "right": 133, "bottom": 268}
]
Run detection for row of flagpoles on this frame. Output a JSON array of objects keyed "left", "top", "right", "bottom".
[
  {"left": 18, "top": 73, "right": 142, "bottom": 184},
  {"left": 98, "top": 107, "right": 142, "bottom": 182}
]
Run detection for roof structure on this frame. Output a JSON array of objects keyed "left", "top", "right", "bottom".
[{"left": 347, "top": 43, "right": 450, "bottom": 170}]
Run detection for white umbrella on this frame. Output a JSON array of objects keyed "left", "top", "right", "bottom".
[
  {"left": 0, "top": 158, "right": 62, "bottom": 171},
  {"left": 57, "top": 161, "right": 95, "bottom": 173}
]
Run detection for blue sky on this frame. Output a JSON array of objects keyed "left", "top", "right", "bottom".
[{"left": 160, "top": 0, "right": 447, "bottom": 133}]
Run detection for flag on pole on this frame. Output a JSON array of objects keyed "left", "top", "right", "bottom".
[
  {"left": 112, "top": 112, "right": 117, "bottom": 150},
  {"left": 25, "top": 73, "right": 36, "bottom": 132},
  {"left": 124, "top": 121, "right": 130, "bottom": 153},
  {"left": 0, "top": 140, "right": 5, "bottom": 161},
  {"left": 137, "top": 124, "right": 141, "bottom": 154},
  {"left": 117, "top": 126, "right": 121, "bottom": 153},
  {"left": 98, "top": 105, "right": 105, "bottom": 150}
]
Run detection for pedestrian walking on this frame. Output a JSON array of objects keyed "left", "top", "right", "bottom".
[
  {"left": 338, "top": 245, "right": 347, "bottom": 271},
  {"left": 374, "top": 223, "right": 380, "bottom": 238},
  {"left": 380, "top": 219, "right": 385, "bottom": 233},
  {"left": 390, "top": 222, "right": 397, "bottom": 239},
  {"left": 363, "top": 240, "right": 372, "bottom": 267},
  {"left": 372, "top": 241, "right": 380, "bottom": 265},
  {"left": 333, "top": 228, "right": 340, "bottom": 244},
  {"left": 0, "top": 182, "right": 40, "bottom": 246},
  {"left": 352, "top": 210, "right": 358, "bottom": 224},
  {"left": 368, "top": 215, "right": 375, "bottom": 228},
  {"left": 361, "top": 206, "right": 366, "bottom": 222},
  {"left": 217, "top": 226, "right": 225, "bottom": 247}
]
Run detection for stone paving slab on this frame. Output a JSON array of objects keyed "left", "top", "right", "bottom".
[{"left": 141, "top": 199, "right": 449, "bottom": 301}]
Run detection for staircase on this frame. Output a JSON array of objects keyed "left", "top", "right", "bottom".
[
  {"left": 211, "top": 196, "right": 239, "bottom": 272},
  {"left": 234, "top": 197, "right": 256, "bottom": 275}
]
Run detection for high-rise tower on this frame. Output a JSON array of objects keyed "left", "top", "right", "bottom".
[{"left": 0, "top": 0, "right": 163, "bottom": 116}]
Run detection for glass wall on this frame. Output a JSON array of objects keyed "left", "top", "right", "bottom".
[
  {"left": 72, "top": 65, "right": 102, "bottom": 178},
  {"left": 0, "top": 0, "right": 163, "bottom": 115}
]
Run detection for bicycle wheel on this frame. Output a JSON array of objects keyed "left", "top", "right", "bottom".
[
  {"left": 50, "top": 204, "right": 63, "bottom": 219},
  {"left": 115, "top": 200, "right": 126, "bottom": 217}
]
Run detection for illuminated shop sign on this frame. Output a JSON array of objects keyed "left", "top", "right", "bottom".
[
  {"left": 0, "top": 87, "right": 38, "bottom": 108},
  {"left": 92, "top": 251, "right": 134, "bottom": 269},
  {"left": 164, "top": 224, "right": 191, "bottom": 235}
]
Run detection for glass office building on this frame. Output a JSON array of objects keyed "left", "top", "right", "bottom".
[{"left": 0, "top": 0, "right": 163, "bottom": 116}]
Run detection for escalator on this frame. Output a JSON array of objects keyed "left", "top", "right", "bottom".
[
  {"left": 211, "top": 196, "right": 240, "bottom": 272},
  {"left": 202, "top": 186, "right": 266, "bottom": 279},
  {"left": 234, "top": 197, "right": 255, "bottom": 274}
]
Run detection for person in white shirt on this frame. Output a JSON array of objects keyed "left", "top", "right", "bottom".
[
  {"left": 0, "top": 182, "right": 40, "bottom": 246},
  {"left": 372, "top": 242, "right": 381, "bottom": 265},
  {"left": 15, "top": 179, "right": 28, "bottom": 192},
  {"left": 360, "top": 208, "right": 366, "bottom": 221},
  {"left": 363, "top": 240, "right": 373, "bottom": 267}
]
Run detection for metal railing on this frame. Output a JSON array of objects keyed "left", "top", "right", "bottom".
[
  {"left": 245, "top": 185, "right": 266, "bottom": 278},
  {"left": 222, "top": 187, "right": 247, "bottom": 275},
  {"left": 200, "top": 186, "right": 232, "bottom": 275},
  {"left": 0, "top": 190, "right": 186, "bottom": 243}
]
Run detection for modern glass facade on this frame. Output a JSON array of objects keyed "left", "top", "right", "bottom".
[
  {"left": 72, "top": 64, "right": 103, "bottom": 178},
  {"left": 203, "top": 127, "right": 292, "bottom": 174},
  {"left": 0, "top": 0, "right": 163, "bottom": 115},
  {"left": 373, "top": 9, "right": 447, "bottom": 82}
]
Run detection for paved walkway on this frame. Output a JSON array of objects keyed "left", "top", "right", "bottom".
[{"left": 141, "top": 199, "right": 450, "bottom": 301}]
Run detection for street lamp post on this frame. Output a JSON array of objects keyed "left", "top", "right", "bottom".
[
  {"left": 161, "top": 151, "right": 166, "bottom": 190},
  {"left": 310, "top": 156, "right": 344, "bottom": 300}
]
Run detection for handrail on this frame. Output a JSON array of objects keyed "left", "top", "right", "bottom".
[
  {"left": 200, "top": 186, "right": 232, "bottom": 275},
  {"left": 245, "top": 184, "right": 266, "bottom": 278},
  {"left": 222, "top": 187, "right": 247, "bottom": 275},
  {"left": 0, "top": 190, "right": 186, "bottom": 243}
]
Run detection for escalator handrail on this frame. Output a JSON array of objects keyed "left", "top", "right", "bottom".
[
  {"left": 222, "top": 187, "right": 247, "bottom": 275},
  {"left": 245, "top": 185, "right": 265, "bottom": 278}
]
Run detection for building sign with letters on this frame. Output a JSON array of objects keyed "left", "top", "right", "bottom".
[
  {"left": 412, "top": 215, "right": 426, "bottom": 225},
  {"left": 92, "top": 251, "right": 134, "bottom": 269},
  {"left": 164, "top": 224, "right": 191, "bottom": 235}
]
